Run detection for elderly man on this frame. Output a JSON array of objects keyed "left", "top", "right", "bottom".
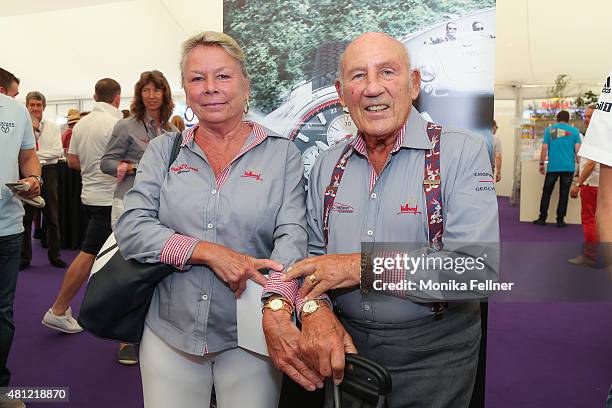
[{"left": 265, "top": 32, "right": 499, "bottom": 407}]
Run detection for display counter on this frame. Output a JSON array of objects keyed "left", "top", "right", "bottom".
[{"left": 519, "top": 160, "right": 581, "bottom": 224}]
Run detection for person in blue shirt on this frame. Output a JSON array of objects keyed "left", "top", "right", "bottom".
[
  {"left": 533, "top": 110, "right": 581, "bottom": 227},
  {"left": 0, "top": 67, "right": 42, "bottom": 407}
]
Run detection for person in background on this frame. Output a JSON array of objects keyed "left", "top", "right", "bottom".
[
  {"left": 121, "top": 109, "right": 130, "bottom": 119},
  {"left": 61, "top": 109, "right": 81, "bottom": 154},
  {"left": 41, "top": 79, "right": 122, "bottom": 336},
  {"left": 170, "top": 115, "right": 186, "bottom": 132},
  {"left": 533, "top": 110, "right": 581, "bottom": 227},
  {"left": 568, "top": 105, "right": 600, "bottom": 267},
  {"left": 575, "top": 73, "right": 612, "bottom": 408},
  {"left": 0, "top": 67, "right": 20, "bottom": 97},
  {"left": 115, "top": 31, "right": 317, "bottom": 407},
  {"left": 492, "top": 120, "right": 502, "bottom": 182},
  {"left": 1, "top": 68, "right": 41, "bottom": 408},
  {"left": 20, "top": 91, "right": 66, "bottom": 270},
  {"left": 100, "top": 70, "right": 178, "bottom": 365}
]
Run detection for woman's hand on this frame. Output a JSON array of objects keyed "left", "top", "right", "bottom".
[{"left": 191, "top": 242, "right": 282, "bottom": 298}]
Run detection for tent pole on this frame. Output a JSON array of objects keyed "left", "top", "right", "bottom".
[{"left": 510, "top": 85, "right": 524, "bottom": 206}]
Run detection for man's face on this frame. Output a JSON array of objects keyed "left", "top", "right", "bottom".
[
  {"left": 584, "top": 107, "right": 595, "bottom": 129},
  {"left": 335, "top": 33, "right": 420, "bottom": 141},
  {"left": 0, "top": 81, "right": 19, "bottom": 98},
  {"left": 27, "top": 99, "right": 44, "bottom": 122}
]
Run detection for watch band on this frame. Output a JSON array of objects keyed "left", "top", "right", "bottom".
[{"left": 27, "top": 175, "right": 43, "bottom": 187}]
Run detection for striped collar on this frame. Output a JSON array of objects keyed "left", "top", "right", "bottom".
[{"left": 181, "top": 120, "right": 268, "bottom": 147}]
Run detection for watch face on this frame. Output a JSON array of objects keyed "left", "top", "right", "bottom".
[
  {"left": 270, "top": 298, "right": 283, "bottom": 311},
  {"left": 303, "top": 300, "right": 317, "bottom": 314},
  {"left": 288, "top": 99, "right": 358, "bottom": 181}
]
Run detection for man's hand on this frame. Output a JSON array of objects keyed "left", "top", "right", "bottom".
[
  {"left": 495, "top": 172, "right": 501, "bottom": 182},
  {"left": 283, "top": 254, "right": 360, "bottom": 299},
  {"left": 262, "top": 308, "right": 324, "bottom": 391},
  {"left": 539, "top": 163, "right": 545, "bottom": 175},
  {"left": 191, "top": 242, "right": 282, "bottom": 298},
  {"left": 16, "top": 177, "right": 41, "bottom": 198},
  {"left": 299, "top": 307, "right": 357, "bottom": 385},
  {"left": 570, "top": 184, "right": 579, "bottom": 199}
]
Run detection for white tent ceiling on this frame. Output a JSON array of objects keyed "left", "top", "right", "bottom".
[{"left": 1, "top": 0, "right": 610, "bottom": 101}]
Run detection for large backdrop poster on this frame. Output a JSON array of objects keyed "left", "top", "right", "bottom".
[{"left": 224, "top": 0, "right": 496, "bottom": 180}]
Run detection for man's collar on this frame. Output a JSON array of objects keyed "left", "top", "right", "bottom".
[
  {"left": 399, "top": 106, "right": 433, "bottom": 150},
  {"left": 93, "top": 101, "right": 122, "bottom": 119},
  {"left": 351, "top": 106, "right": 433, "bottom": 155}
]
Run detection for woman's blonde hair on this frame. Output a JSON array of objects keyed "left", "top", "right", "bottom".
[{"left": 180, "top": 31, "right": 249, "bottom": 86}]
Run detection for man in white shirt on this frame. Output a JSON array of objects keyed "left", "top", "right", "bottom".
[
  {"left": 20, "top": 91, "right": 66, "bottom": 270},
  {"left": 568, "top": 105, "right": 600, "bottom": 267},
  {"left": 42, "top": 78, "right": 122, "bottom": 334}
]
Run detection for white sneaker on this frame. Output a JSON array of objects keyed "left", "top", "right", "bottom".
[{"left": 42, "top": 307, "right": 83, "bottom": 334}]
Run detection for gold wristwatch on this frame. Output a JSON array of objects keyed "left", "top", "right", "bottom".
[
  {"left": 263, "top": 297, "right": 294, "bottom": 315},
  {"left": 300, "top": 299, "right": 329, "bottom": 319}
]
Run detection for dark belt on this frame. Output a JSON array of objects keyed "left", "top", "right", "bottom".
[{"left": 414, "top": 301, "right": 448, "bottom": 320}]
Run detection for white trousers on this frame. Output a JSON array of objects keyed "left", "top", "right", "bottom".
[{"left": 140, "top": 326, "right": 282, "bottom": 408}]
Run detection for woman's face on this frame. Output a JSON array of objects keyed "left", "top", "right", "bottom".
[
  {"left": 183, "top": 45, "right": 249, "bottom": 126},
  {"left": 141, "top": 82, "right": 164, "bottom": 113}
]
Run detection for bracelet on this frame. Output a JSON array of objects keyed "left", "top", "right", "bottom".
[{"left": 360, "top": 252, "right": 373, "bottom": 295}]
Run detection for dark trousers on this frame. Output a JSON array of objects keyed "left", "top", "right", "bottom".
[
  {"left": 21, "top": 164, "right": 61, "bottom": 263},
  {"left": 538, "top": 171, "right": 574, "bottom": 221},
  {"left": 0, "top": 233, "right": 22, "bottom": 386},
  {"left": 326, "top": 303, "right": 481, "bottom": 408}
]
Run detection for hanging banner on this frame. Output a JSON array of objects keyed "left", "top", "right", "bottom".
[{"left": 224, "top": 1, "right": 497, "bottom": 180}]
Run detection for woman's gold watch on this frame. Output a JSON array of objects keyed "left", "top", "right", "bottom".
[{"left": 262, "top": 297, "right": 294, "bottom": 315}]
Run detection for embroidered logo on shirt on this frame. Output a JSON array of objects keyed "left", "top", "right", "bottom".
[
  {"left": 241, "top": 170, "right": 263, "bottom": 181},
  {"left": 0, "top": 121, "right": 15, "bottom": 133},
  {"left": 170, "top": 164, "right": 199, "bottom": 174},
  {"left": 330, "top": 202, "right": 354, "bottom": 214},
  {"left": 397, "top": 198, "right": 421, "bottom": 215},
  {"left": 474, "top": 173, "right": 495, "bottom": 191}
]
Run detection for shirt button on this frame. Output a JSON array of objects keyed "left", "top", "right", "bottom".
[
  {"left": 211, "top": 189, "right": 217, "bottom": 195},
  {"left": 207, "top": 223, "right": 214, "bottom": 229},
  {"left": 364, "top": 304, "right": 370, "bottom": 311},
  {"left": 371, "top": 193, "right": 377, "bottom": 199},
  {"left": 201, "top": 294, "right": 208, "bottom": 300},
  {"left": 367, "top": 230, "right": 374, "bottom": 236}
]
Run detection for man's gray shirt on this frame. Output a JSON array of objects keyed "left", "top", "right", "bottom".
[
  {"left": 306, "top": 107, "right": 499, "bottom": 323},
  {"left": 115, "top": 124, "right": 307, "bottom": 355}
]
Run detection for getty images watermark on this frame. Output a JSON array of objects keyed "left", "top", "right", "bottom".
[
  {"left": 371, "top": 252, "right": 512, "bottom": 293},
  {"left": 362, "top": 242, "right": 504, "bottom": 301}
]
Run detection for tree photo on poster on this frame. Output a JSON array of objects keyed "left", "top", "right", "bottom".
[{"left": 224, "top": 0, "right": 496, "bottom": 180}]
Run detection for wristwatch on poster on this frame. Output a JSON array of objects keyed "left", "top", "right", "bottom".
[
  {"left": 262, "top": 41, "right": 358, "bottom": 182},
  {"left": 263, "top": 297, "right": 294, "bottom": 315}
]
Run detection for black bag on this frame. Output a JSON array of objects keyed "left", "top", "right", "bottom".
[
  {"left": 77, "top": 133, "right": 183, "bottom": 344},
  {"left": 332, "top": 354, "right": 392, "bottom": 408}
]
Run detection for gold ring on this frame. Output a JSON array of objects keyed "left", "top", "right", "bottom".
[{"left": 308, "top": 274, "right": 318, "bottom": 285}]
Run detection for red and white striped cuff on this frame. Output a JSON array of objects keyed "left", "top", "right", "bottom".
[
  {"left": 160, "top": 234, "right": 199, "bottom": 270},
  {"left": 262, "top": 272, "right": 299, "bottom": 305}
]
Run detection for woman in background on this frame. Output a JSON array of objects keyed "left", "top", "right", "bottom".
[{"left": 100, "top": 70, "right": 178, "bottom": 365}]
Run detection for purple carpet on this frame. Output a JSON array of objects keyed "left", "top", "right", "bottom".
[{"left": 8, "top": 197, "right": 612, "bottom": 407}]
